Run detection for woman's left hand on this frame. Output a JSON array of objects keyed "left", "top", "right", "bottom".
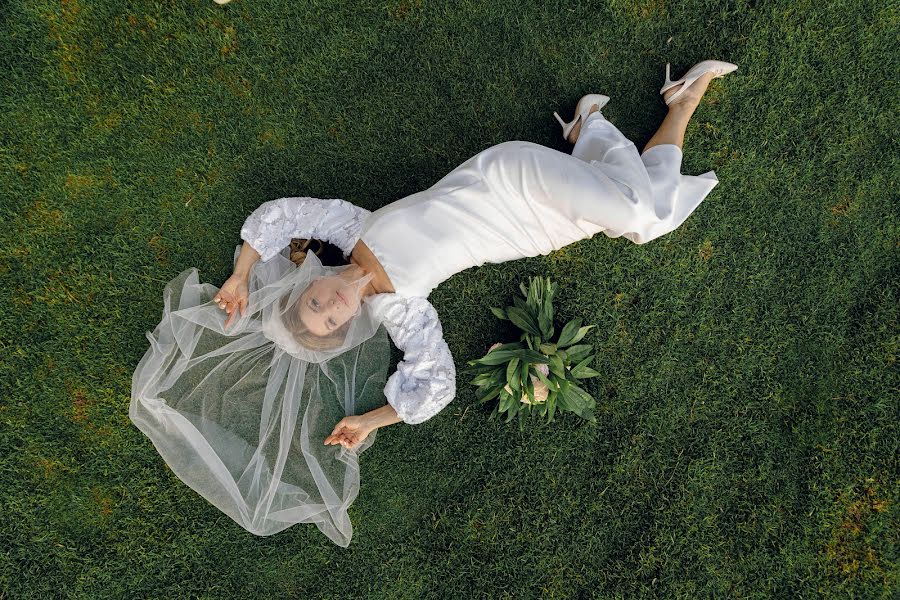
[{"left": 324, "top": 416, "right": 372, "bottom": 450}]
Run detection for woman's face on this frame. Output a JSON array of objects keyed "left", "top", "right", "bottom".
[{"left": 297, "top": 272, "right": 363, "bottom": 337}]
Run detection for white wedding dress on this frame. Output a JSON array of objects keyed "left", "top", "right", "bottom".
[{"left": 241, "top": 112, "right": 719, "bottom": 424}]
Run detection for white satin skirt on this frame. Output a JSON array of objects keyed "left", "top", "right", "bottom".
[
  {"left": 361, "top": 111, "right": 720, "bottom": 297},
  {"left": 568, "top": 112, "right": 719, "bottom": 243}
]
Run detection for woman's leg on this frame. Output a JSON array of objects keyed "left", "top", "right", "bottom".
[
  {"left": 567, "top": 70, "right": 717, "bottom": 169},
  {"left": 567, "top": 70, "right": 716, "bottom": 153},
  {"left": 643, "top": 70, "right": 715, "bottom": 152},
  {"left": 558, "top": 70, "right": 720, "bottom": 243}
]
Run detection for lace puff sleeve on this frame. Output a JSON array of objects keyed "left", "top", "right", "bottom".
[
  {"left": 365, "top": 294, "right": 456, "bottom": 425},
  {"left": 240, "top": 197, "right": 371, "bottom": 262}
]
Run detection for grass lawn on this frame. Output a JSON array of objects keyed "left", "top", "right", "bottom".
[{"left": 1, "top": 0, "right": 897, "bottom": 597}]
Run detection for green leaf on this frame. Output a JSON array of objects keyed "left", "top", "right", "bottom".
[
  {"left": 519, "top": 281, "right": 529, "bottom": 297},
  {"left": 570, "top": 356, "right": 601, "bottom": 379},
  {"left": 524, "top": 370, "right": 535, "bottom": 405},
  {"left": 538, "top": 310, "right": 552, "bottom": 340},
  {"left": 539, "top": 343, "right": 557, "bottom": 355},
  {"left": 473, "top": 350, "right": 517, "bottom": 366},
  {"left": 505, "top": 399, "right": 519, "bottom": 422},
  {"left": 549, "top": 354, "right": 566, "bottom": 379},
  {"left": 489, "top": 306, "right": 509, "bottom": 321},
  {"left": 497, "top": 342, "right": 525, "bottom": 351},
  {"left": 475, "top": 386, "right": 502, "bottom": 405},
  {"left": 507, "top": 307, "right": 541, "bottom": 337},
  {"left": 572, "top": 366, "right": 601, "bottom": 379},
  {"left": 556, "top": 318, "right": 583, "bottom": 347},
  {"left": 508, "top": 348, "right": 549, "bottom": 363},
  {"left": 567, "top": 384, "right": 597, "bottom": 417},
  {"left": 532, "top": 368, "right": 556, "bottom": 392},
  {"left": 470, "top": 372, "right": 497, "bottom": 386},
  {"left": 547, "top": 392, "right": 557, "bottom": 422},
  {"left": 563, "top": 325, "right": 595, "bottom": 347},
  {"left": 513, "top": 295, "right": 530, "bottom": 314},
  {"left": 506, "top": 358, "right": 520, "bottom": 390},
  {"left": 565, "top": 344, "right": 593, "bottom": 362}
]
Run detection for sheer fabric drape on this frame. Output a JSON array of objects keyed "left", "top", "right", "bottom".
[{"left": 131, "top": 249, "right": 389, "bottom": 545}]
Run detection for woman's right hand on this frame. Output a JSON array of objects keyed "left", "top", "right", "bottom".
[{"left": 215, "top": 273, "right": 249, "bottom": 329}]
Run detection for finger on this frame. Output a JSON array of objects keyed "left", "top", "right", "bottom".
[{"left": 239, "top": 298, "right": 248, "bottom": 317}]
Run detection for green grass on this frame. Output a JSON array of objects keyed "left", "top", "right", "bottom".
[{"left": 1, "top": 0, "right": 897, "bottom": 597}]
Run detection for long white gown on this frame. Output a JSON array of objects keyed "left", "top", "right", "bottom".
[
  {"left": 241, "top": 111, "right": 719, "bottom": 424},
  {"left": 360, "top": 112, "right": 718, "bottom": 297}
]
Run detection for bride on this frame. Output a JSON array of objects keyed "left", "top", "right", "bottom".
[{"left": 131, "top": 61, "right": 736, "bottom": 544}]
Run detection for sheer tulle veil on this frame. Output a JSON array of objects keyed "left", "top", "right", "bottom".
[{"left": 130, "top": 246, "right": 390, "bottom": 546}]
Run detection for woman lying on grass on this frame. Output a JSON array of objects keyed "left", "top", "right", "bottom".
[{"left": 131, "top": 60, "right": 736, "bottom": 544}]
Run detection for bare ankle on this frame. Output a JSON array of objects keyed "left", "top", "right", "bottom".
[{"left": 666, "top": 103, "right": 695, "bottom": 120}]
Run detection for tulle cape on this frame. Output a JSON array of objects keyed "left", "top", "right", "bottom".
[{"left": 130, "top": 248, "right": 389, "bottom": 546}]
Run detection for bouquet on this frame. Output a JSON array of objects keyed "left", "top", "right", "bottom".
[{"left": 466, "top": 277, "right": 600, "bottom": 430}]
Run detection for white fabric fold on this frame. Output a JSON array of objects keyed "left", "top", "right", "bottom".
[{"left": 240, "top": 197, "right": 371, "bottom": 261}]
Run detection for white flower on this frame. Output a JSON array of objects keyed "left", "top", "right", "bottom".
[{"left": 508, "top": 375, "right": 549, "bottom": 405}]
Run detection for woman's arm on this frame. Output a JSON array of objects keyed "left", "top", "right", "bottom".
[
  {"left": 361, "top": 403, "right": 403, "bottom": 430},
  {"left": 232, "top": 241, "right": 260, "bottom": 279},
  {"left": 240, "top": 197, "right": 371, "bottom": 262},
  {"left": 324, "top": 404, "right": 401, "bottom": 449},
  {"left": 216, "top": 242, "right": 260, "bottom": 327},
  {"left": 324, "top": 295, "right": 456, "bottom": 450},
  {"left": 368, "top": 294, "right": 457, "bottom": 424},
  {"left": 218, "top": 196, "right": 371, "bottom": 326}
]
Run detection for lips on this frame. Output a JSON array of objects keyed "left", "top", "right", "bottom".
[{"left": 337, "top": 291, "right": 349, "bottom": 307}]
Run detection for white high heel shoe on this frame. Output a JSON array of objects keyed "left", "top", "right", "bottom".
[
  {"left": 660, "top": 60, "right": 738, "bottom": 105},
  {"left": 553, "top": 93, "right": 610, "bottom": 142}
]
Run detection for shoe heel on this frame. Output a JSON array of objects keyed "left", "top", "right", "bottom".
[
  {"left": 553, "top": 111, "right": 577, "bottom": 141},
  {"left": 660, "top": 62, "right": 678, "bottom": 94}
]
